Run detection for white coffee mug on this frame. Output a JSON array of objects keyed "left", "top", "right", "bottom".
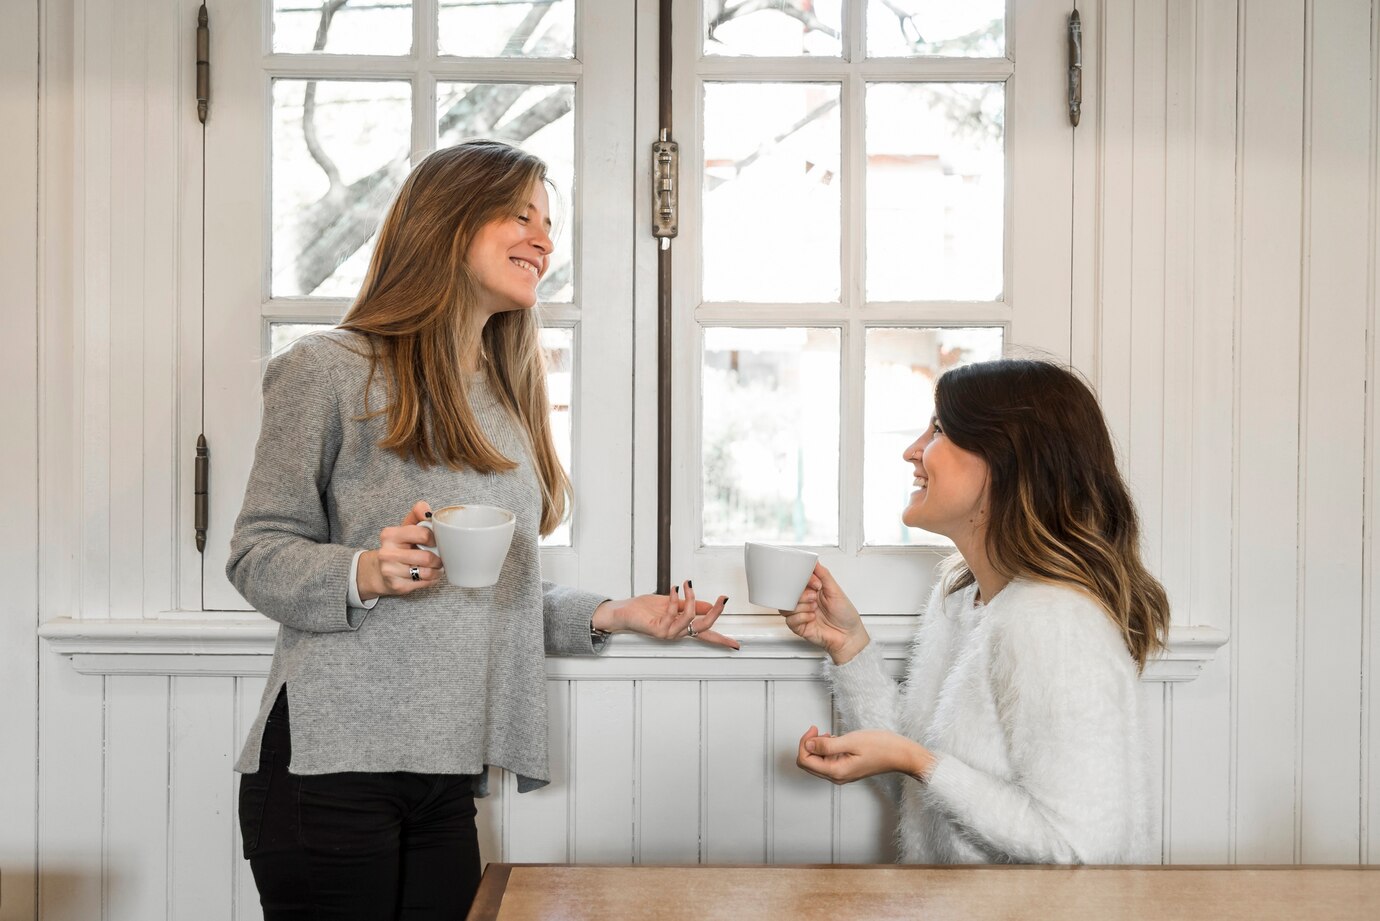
[
  {"left": 744, "top": 541, "right": 820, "bottom": 611},
  {"left": 418, "top": 505, "right": 517, "bottom": 588}
]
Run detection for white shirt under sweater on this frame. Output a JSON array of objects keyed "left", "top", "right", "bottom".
[{"left": 826, "top": 577, "right": 1152, "bottom": 864}]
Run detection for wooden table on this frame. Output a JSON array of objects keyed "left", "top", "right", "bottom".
[{"left": 467, "top": 864, "right": 1380, "bottom": 921}]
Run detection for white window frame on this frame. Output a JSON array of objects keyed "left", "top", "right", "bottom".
[
  {"left": 194, "top": 0, "right": 636, "bottom": 613},
  {"left": 669, "top": 0, "right": 1076, "bottom": 615}
]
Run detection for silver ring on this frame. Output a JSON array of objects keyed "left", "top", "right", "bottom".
[
  {"left": 410, "top": 566, "right": 420, "bottom": 582},
  {"left": 687, "top": 622, "right": 698, "bottom": 638}
]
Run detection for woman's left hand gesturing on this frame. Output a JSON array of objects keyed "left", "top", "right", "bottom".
[
  {"left": 592, "top": 582, "right": 739, "bottom": 650},
  {"left": 796, "top": 726, "right": 935, "bottom": 784}
]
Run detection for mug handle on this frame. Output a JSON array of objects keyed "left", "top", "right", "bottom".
[{"left": 417, "top": 519, "right": 437, "bottom": 550}]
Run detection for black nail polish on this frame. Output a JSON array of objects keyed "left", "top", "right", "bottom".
[
  {"left": 673, "top": 585, "right": 679, "bottom": 595},
  {"left": 687, "top": 580, "right": 693, "bottom": 589},
  {"left": 424, "top": 511, "right": 433, "bottom": 519}
]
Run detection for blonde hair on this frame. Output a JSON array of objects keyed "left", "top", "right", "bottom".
[
  {"left": 338, "top": 140, "right": 570, "bottom": 535},
  {"left": 935, "top": 359, "right": 1170, "bottom": 671}
]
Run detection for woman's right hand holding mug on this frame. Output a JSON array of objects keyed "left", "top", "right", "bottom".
[
  {"left": 781, "top": 562, "right": 870, "bottom": 665},
  {"left": 357, "top": 501, "right": 444, "bottom": 601}
]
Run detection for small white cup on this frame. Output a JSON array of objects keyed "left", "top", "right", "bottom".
[
  {"left": 419, "top": 505, "right": 516, "bottom": 588},
  {"left": 744, "top": 541, "right": 819, "bottom": 611}
]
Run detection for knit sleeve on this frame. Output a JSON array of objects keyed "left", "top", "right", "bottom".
[
  {"left": 922, "top": 591, "right": 1144, "bottom": 864},
  {"left": 541, "top": 582, "right": 610, "bottom": 655},
  {"left": 225, "top": 338, "right": 369, "bottom": 633},
  {"left": 824, "top": 641, "right": 902, "bottom": 733}
]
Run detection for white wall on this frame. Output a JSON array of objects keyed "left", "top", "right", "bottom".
[
  {"left": 0, "top": 2, "right": 41, "bottom": 920},
  {"left": 4, "top": 0, "right": 1380, "bottom": 919}
]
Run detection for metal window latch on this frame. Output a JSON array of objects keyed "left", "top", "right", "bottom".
[
  {"left": 195, "top": 435, "right": 209, "bottom": 553},
  {"left": 652, "top": 129, "right": 679, "bottom": 246},
  {"left": 196, "top": 3, "right": 210, "bottom": 124},
  {"left": 1068, "top": 9, "right": 1082, "bottom": 127}
]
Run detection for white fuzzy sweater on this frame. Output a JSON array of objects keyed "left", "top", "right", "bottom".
[{"left": 827, "top": 577, "right": 1152, "bottom": 864}]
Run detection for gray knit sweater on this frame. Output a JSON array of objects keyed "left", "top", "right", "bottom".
[{"left": 228, "top": 330, "right": 606, "bottom": 793}]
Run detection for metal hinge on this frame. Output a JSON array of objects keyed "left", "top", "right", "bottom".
[
  {"left": 1067, "top": 9, "right": 1082, "bottom": 127},
  {"left": 652, "top": 129, "right": 679, "bottom": 246},
  {"left": 196, "top": 3, "right": 210, "bottom": 124},
  {"left": 195, "top": 435, "right": 209, "bottom": 553}
]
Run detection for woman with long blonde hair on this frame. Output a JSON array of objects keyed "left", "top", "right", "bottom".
[
  {"left": 228, "top": 140, "right": 734, "bottom": 920},
  {"left": 782, "top": 358, "right": 1169, "bottom": 864}
]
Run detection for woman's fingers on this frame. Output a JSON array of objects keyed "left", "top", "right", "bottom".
[
  {"left": 379, "top": 547, "right": 443, "bottom": 570},
  {"left": 382, "top": 561, "right": 442, "bottom": 590},
  {"left": 403, "top": 500, "right": 432, "bottom": 526},
  {"left": 693, "top": 595, "right": 729, "bottom": 631},
  {"left": 670, "top": 581, "right": 697, "bottom": 636},
  {"left": 692, "top": 628, "right": 740, "bottom": 651},
  {"left": 381, "top": 523, "right": 435, "bottom": 549}
]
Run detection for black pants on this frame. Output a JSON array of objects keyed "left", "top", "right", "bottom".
[{"left": 238, "top": 689, "right": 483, "bottom": 920}]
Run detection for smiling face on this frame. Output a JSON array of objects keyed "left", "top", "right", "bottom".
[
  {"left": 464, "top": 181, "right": 554, "bottom": 316},
  {"left": 900, "top": 415, "right": 991, "bottom": 543}
]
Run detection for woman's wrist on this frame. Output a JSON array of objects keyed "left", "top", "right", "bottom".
[
  {"left": 829, "top": 629, "right": 871, "bottom": 666},
  {"left": 906, "top": 741, "right": 937, "bottom": 783},
  {"left": 357, "top": 550, "right": 382, "bottom": 602},
  {"left": 591, "top": 600, "right": 620, "bottom": 634}
]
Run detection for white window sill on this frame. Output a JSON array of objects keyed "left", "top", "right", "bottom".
[{"left": 38, "top": 615, "right": 1227, "bottom": 682}]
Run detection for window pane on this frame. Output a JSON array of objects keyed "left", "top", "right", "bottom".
[
  {"left": 540, "top": 326, "right": 575, "bottom": 547},
  {"left": 271, "top": 80, "right": 412, "bottom": 298},
  {"left": 273, "top": 0, "right": 412, "bottom": 55},
  {"left": 867, "top": 0, "right": 1004, "bottom": 58},
  {"left": 437, "top": 83, "right": 576, "bottom": 302},
  {"left": 704, "top": 0, "right": 843, "bottom": 57},
  {"left": 863, "top": 327, "right": 1003, "bottom": 546},
  {"left": 439, "top": 0, "right": 574, "bottom": 58},
  {"left": 702, "top": 328, "right": 840, "bottom": 546},
  {"left": 703, "top": 83, "right": 841, "bottom": 303},
  {"left": 269, "top": 321, "right": 333, "bottom": 357},
  {"left": 867, "top": 82, "right": 1004, "bottom": 302}
]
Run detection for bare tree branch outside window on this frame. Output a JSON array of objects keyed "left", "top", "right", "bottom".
[{"left": 286, "top": 0, "right": 571, "bottom": 295}]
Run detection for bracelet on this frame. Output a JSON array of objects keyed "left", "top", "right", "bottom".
[{"left": 590, "top": 620, "right": 612, "bottom": 644}]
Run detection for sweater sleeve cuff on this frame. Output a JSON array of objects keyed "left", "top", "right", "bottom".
[
  {"left": 344, "top": 549, "right": 379, "bottom": 629},
  {"left": 823, "top": 641, "right": 892, "bottom": 707},
  {"left": 542, "top": 582, "right": 611, "bottom": 656},
  {"left": 922, "top": 751, "right": 984, "bottom": 813}
]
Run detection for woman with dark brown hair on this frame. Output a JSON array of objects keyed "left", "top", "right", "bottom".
[
  {"left": 227, "top": 140, "right": 735, "bottom": 920},
  {"left": 781, "top": 358, "right": 1169, "bottom": 864}
]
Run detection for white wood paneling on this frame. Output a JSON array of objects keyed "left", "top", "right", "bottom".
[
  {"left": 1129, "top": 0, "right": 1168, "bottom": 579},
  {"left": 1097, "top": 0, "right": 1135, "bottom": 456},
  {"left": 639, "top": 681, "right": 703, "bottom": 863},
  {"left": 505, "top": 681, "right": 572, "bottom": 863},
  {"left": 1365, "top": 0, "right": 1380, "bottom": 868},
  {"left": 169, "top": 677, "right": 236, "bottom": 921},
  {"left": 572, "top": 681, "right": 636, "bottom": 863},
  {"left": 769, "top": 681, "right": 834, "bottom": 863},
  {"left": 1167, "top": 0, "right": 1238, "bottom": 866},
  {"left": 1299, "top": 0, "right": 1371, "bottom": 865},
  {"left": 1234, "top": 0, "right": 1306, "bottom": 865},
  {"left": 105, "top": 676, "right": 170, "bottom": 920},
  {"left": 705, "top": 682, "right": 768, "bottom": 864},
  {"left": 0, "top": 0, "right": 40, "bottom": 918},
  {"left": 37, "top": 659, "right": 104, "bottom": 920},
  {"left": 1144, "top": 682, "right": 1169, "bottom": 862}
]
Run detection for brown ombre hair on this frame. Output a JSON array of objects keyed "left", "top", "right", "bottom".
[
  {"left": 337, "top": 140, "right": 570, "bottom": 536},
  {"left": 935, "top": 359, "right": 1170, "bottom": 671}
]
